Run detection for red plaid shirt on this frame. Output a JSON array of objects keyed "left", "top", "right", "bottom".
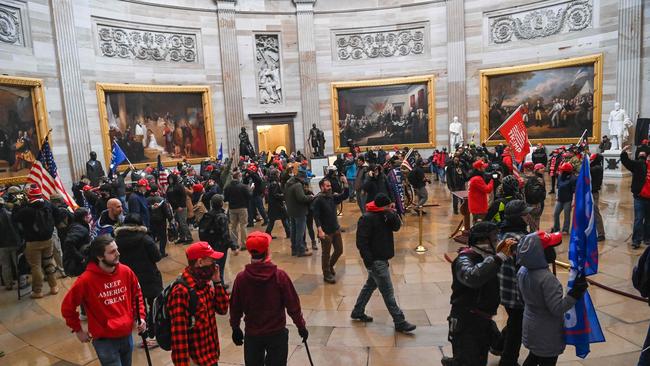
[{"left": 169, "top": 268, "right": 229, "bottom": 366}]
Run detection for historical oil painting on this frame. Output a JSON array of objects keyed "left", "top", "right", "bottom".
[
  {"left": 480, "top": 54, "right": 602, "bottom": 144},
  {"left": 0, "top": 76, "right": 50, "bottom": 184},
  {"left": 96, "top": 83, "right": 216, "bottom": 169},
  {"left": 331, "top": 75, "right": 435, "bottom": 152}
]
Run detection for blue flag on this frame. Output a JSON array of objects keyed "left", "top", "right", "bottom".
[
  {"left": 110, "top": 141, "right": 127, "bottom": 173},
  {"left": 564, "top": 156, "right": 605, "bottom": 358},
  {"left": 218, "top": 142, "right": 223, "bottom": 161}
]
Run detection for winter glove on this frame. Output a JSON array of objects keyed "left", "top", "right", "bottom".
[
  {"left": 232, "top": 327, "right": 244, "bottom": 346},
  {"left": 496, "top": 238, "right": 517, "bottom": 257},
  {"left": 568, "top": 275, "right": 588, "bottom": 300},
  {"left": 298, "top": 327, "right": 309, "bottom": 342}
]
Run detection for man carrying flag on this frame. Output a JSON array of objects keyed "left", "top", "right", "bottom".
[
  {"left": 218, "top": 142, "right": 223, "bottom": 161},
  {"left": 563, "top": 154, "right": 605, "bottom": 359},
  {"left": 496, "top": 106, "right": 531, "bottom": 164},
  {"left": 109, "top": 140, "right": 128, "bottom": 174},
  {"left": 156, "top": 155, "right": 168, "bottom": 193}
]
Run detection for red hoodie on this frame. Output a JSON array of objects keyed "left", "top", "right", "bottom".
[
  {"left": 230, "top": 261, "right": 306, "bottom": 336},
  {"left": 61, "top": 262, "right": 145, "bottom": 339}
]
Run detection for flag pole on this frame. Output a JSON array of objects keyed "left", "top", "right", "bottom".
[
  {"left": 112, "top": 140, "right": 136, "bottom": 171},
  {"left": 577, "top": 129, "right": 588, "bottom": 145},
  {"left": 483, "top": 106, "right": 523, "bottom": 143}
]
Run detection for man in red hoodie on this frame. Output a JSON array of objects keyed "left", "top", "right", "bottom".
[
  {"left": 468, "top": 159, "right": 495, "bottom": 223},
  {"left": 229, "top": 231, "right": 307, "bottom": 366},
  {"left": 61, "top": 235, "right": 146, "bottom": 366}
]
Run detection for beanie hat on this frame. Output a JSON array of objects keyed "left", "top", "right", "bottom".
[
  {"left": 210, "top": 194, "right": 224, "bottom": 209},
  {"left": 559, "top": 162, "right": 573, "bottom": 173},
  {"left": 27, "top": 184, "right": 42, "bottom": 200},
  {"left": 534, "top": 163, "right": 545, "bottom": 171},
  {"left": 373, "top": 193, "right": 391, "bottom": 208}
]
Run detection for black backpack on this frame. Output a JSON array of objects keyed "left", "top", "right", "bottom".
[
  {"left": 524, "top": 177, "right": 546, "bottom": 204},
  {"left": 198, "top": 211, "right": 224, "bottom": 243},
  {"left": 152, "top": 276, "right": 198, "bottom": 351},
  {"left": 633, "top": 246, "right": 650, "bottom": 298}
]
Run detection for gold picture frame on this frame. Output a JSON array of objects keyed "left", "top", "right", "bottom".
[
  {"left": 331, "top": 75, "right": 436, "bottom": 153},
  {"left": 480, "top": 54, "right": 603, "bottom": 145},
  {"left": 96, "top": 83, "right": 217, "bottom": 170},
  {"left": 0, "top": 75, "right": 50, "bottom": 185}
]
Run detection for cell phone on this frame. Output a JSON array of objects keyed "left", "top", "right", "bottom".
[{"left": 492, "top": 173, "right": 499, "bottom": 179}]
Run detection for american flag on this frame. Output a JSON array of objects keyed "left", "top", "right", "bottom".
[
  {"left": 157, "top": 155, "right": 168, "bottom": 192},
  {"left": 27, "top": 137, "right": 78, "bottom": 209}
]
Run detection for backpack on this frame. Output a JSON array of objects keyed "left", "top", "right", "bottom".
[
  {"left": 152, "top": 276, "right": 199, "bottom": 351},
  {"left": 198, "top": 211, "right": 226, "bottom": 244},
  {"left": 632, "top": 246, "right": 650, "bottom": 298},
  {"left": 524, "top": 177, "right": 546, "bottom": 204},
  {"left": 31, "top": 205, "right": 55, "bottom": 240}
]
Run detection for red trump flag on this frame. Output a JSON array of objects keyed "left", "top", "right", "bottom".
[{"left": 498, "top": 106, "right": 530, "bottom": 163}]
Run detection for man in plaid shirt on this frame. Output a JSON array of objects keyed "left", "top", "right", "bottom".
[{"left": 169, "top": 241, "right": 229, "bottom": 366}]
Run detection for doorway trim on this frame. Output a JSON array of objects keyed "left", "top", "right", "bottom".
[{"left": 248, "top": 112, "right": 297, "bottom": 154}]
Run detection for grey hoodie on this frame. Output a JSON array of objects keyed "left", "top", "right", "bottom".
[{"left": 517, "top": 233, "right": 576, "bottom": 358}]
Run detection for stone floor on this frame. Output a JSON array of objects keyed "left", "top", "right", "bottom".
[{"left": 0, "top": 176, "right": 647, "bottom": 366}]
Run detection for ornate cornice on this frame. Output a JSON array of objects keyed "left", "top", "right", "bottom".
[
  {"left": 93, "top": 18, "right": 200, "bottom": 63},
  {"left": 487, "top": 0, "right": 592, "bottom": 45}
]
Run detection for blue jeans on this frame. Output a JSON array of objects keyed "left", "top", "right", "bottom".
[
  {"left": 289, "top": 216, "right": 307, "bottom": 255},
  {"left": 248, "top": 195, "right": 269, "bottom": 225},
  {"left": 552, "top": 201, "right": 572, "bottom": 232},
  {"left": 352, "top": 260, "right": 406, "bottom": 325},
  {"left": 633, "top": 198, "right": 650, "bottom": 244},
  {"left": 638, "top": 322, "right": 650, "bottom": 365},
  {"left": 438, "top": 167, "right": 446, "bottom": 183},
  {"left": 356, "top": 190, "right": 366, "bottom": 214},
  {"left": 92, "top": 335, "right": 133, "bottom": 366}
]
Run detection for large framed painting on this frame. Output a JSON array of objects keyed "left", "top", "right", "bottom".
[
  {"left": 480, "top": 54, "right": 603, "bottom": 145},
  {"left": 0, "top": 76, "right": 50, "bottom": 184},
  {"left": 96, "top": 83, "right": 216, "bottom": 170},
  {"left": 331, "top": 75, "right": 435, "bottom": 152}
]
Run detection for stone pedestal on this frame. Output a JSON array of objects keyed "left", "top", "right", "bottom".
[
  {"left": 310, "top": 157, "right": 329, "bottom": 179},
  {"left": 603, "top": 150, "right": 631, "bottom": 178}
]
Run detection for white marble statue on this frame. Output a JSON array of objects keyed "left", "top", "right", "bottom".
[
  {"left": 607, "top": 102, "right": 633, "bottom": 151},
  {"left": 449, "top": 116, "right": 464, "bottom": 151}
]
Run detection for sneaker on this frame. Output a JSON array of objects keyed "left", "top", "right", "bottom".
[
  {"left": 395, "top": 321, "right": 417, "bottom": 333},
  {"left": 323, "top": 275, "right": 336, "bottom": 284},
  {"left": 31, "top": 291, "right": 43, "bottom": 299},
  {"left": 297, "top": 252, "right": 313, "bottom": 257},
  {"left": 330, "top": 265, "right": 336, "bottom": 276},
  {"left": 311, "top": 241, "right": 318, "bottom": 250},
  {"left": 50, "top": 286, "right": 59, "bottom": 295},
  {"left": 350, "top": 313, "right": 373, "bottom": 322}
]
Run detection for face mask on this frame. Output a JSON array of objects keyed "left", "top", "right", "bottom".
[{"left": 191, "top": 264, "right": 216, "bottom": 281}]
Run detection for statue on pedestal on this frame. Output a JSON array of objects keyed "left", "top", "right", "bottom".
[
  {"left": 607, "top": 102, "right": 633, "bottom": 151},
  {"left": 449, "top": 116, "right": 464, "bottom": 151},
  {"left": 308, "top": 124, "right": 325, "bottom": 157},
  {"left": 86, "top": 151, "right": 105, "bottom": 187},
  {"left": 239, "top": 127, "right": 255, "bottom": 157}
]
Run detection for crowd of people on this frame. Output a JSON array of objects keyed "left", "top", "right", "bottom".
[{"left": 2, "top": 134, "right": 650, "bottom": 366}]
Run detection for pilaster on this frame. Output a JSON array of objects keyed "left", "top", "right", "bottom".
[
  {"left": 446, "top": 0, "right": 467, "bottom": 148},
  {"left": 50, "top": 0, "right": 91, "bottom": 180},
  {"left": 616, "top": 0, "right": 642, "bottom": 123}
]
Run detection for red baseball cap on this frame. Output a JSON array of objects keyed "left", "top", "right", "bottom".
[
  {"left": 246, "top": 231, "right": 272, "bottom": 255},
  {"left": 559, "top": 162, "right": 573, "bottom": 173},
  {"left": 534, "top": 163, "right": 545, "bottom": 170},
  {"left": 186, "top": 241, "right": 224, "bottom": 261},
  {"left": 137, "top": 178, "right": 148, "bottom": 187},
  {"left": 192, "top": 183, "right": 204, "bottom": 193},
  {"left": 523, "top": 161, "right": 534, "bottom": 170},
  {"left": 27, "top": 185, "right": 42, "bottom": 198},
  {"left": 590, "top": 153, "right": 598, "bottom": 161},
  {"left": 472, "top": 160, "right": 488, "bottom": 170},
  {"left": 205, "top": 165, "right": 214, "bottom": 172},
  {"left": 537, "top": 231, "right": 563, "bottom": 249}
]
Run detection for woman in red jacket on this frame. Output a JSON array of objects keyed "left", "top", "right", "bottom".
[{"left": 468, "top": 159, "right": 494, "bottom": 223}]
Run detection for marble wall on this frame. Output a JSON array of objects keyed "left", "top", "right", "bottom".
[{"left": 0, "top": 0, "right": 647, "bottom": 186}]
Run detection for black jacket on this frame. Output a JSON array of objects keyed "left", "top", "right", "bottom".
[
  {"left": 86, "top": 160, "right": 105, "bottom": 186},
  {"left": 62, "top": 222, "right": 90, "bottom": 277},
  {"left": 0, "top": 207, "right": 20, "bottom": 249},
  {"left": 114, "top": 225, "right": 163, "bottom": 299},
  {"left": 224, "top": 180, "right": 252, "bottom": 210},
  {"left": 267, "top": 180, "right": 287, "bottom": 219},
  {"left": 450, "top": 249, "right": 501, "bottom": 316},
  {"left": 311, "top": 189, "right": 348, "bottom": 234},
  {"left": 590, "top": 164, "right": 604, "bottom": 193},
  {"left": 446, "top": 161, "right": 467, "bottom": 191},
  {"left": 166, "top": 183, "right": 188, "bottom": 209},
  {"left": 408, "top": 166, "right": 426, "bottom": 189},
  {"left": 531, "top": 148, "right": 548, "bottom": 166},
  {"left": 621, "top": 151, "right": 648, "bottom": 197},
  {"left": 356, "top": 208, "right": 401, "bottom": 268},
  {"left": 362, "top": 173, "right": 393, "bottom": 203},
  {"left": 556, "top": 173, "right": 577, "bottom": 203}
]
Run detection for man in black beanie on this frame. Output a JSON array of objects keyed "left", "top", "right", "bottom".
[{"left": 351, "top": 193, "right": 416, "bottom": 333}]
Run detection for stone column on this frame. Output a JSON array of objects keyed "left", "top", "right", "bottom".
[
  {"left": 616, "top": 0, "right": 642, "bottom": 133},
  {"left": 293, "top": 0, "right": 320, "bottom": 154},
  {"left": 215, "top": 0, "right": 245, "bottom": 156},
  {"left": 50, "top": 0, "right": 92, "bottom": 180},
  {"left": 446, "top": 0, "right": 467, "bottom": 148}
]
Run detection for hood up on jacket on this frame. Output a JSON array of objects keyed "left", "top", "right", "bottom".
[
  {"left": 114, "top": 224, "right": 148, "bottom": 236},
  {"left": 516, "top": 232, "right": 548, "bottom": 270},
  {"left": 244, "top": 261, "right": 278, "bottom": 282}
]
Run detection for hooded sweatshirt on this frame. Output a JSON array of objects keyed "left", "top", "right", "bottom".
[
  {"left": 229, "top": 261, "right": 306, "bottom": 336},
  {"left": 61, "top": 262, "right": 145, "bottom": 339},
  {"left": 516, "top": 233, "right": 576, "bottom": 357}
]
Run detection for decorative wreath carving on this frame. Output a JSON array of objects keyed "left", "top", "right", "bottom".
[
  {"left": 335, "top": 28, "right": 425, "bottom": 61},
  {"left": 0, "top": 6, "right": 21, "bottom": 45}
]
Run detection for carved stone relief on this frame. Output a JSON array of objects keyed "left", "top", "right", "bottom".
[
  {"left": 0, "top": 3, "right": 24, "bottom": 47},
  {"left": 488, "top": 0, "right": 592, "bottom": 44},
  {"left": 96, "top": 22, "right": 198, "bottom": 63},
  {"left": 255, "top": 34, "right": 282, "bottom": 104},
  {"left": 334, "top": 25, "right": 426, "bottom": 61}
]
